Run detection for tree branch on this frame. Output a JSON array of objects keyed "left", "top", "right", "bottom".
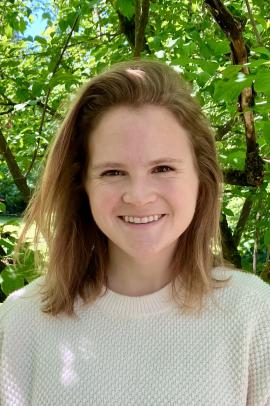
[
  {"left": 220, "top": 213, "right": 242, "bottom": 267},
  {"left": 36, "top": 101, "right": 62, "bottom": 119},
  {"left": 205, "top": 0, "right": 264, "bottom": 187},
  {"left": 0, "top": 108, "right": 14, "bottom": 115},
  {"left": 0, "top": 90, "right": 61, "bottom": 119},
  {"left": 116, "top": 11, "right": 136, "bottom": 48},
  {"left": 0, "top": 92, "right": 15, "bottom": 106},
  {"left": 24, "top": 12, "right": 80, "bottom": 178},
  {"left": 222, "top": 169, "right": 247, "bottom": 186},
  {"left": 222, "top": 166, "right": 265, "bottom": 187},
  {"left": 244, "top": 0, "right": 262, "bottom": 46},
  {"left": 0, "top": 128, "right": 31, "bottom": 203},
  {"left": 0, "top": 102, "right": 15, "bottom": 106},
  {"left": 215, "top": 116, "right": 238, "bottom": 140},
  {"left": 134, "top": 0, "right": 150, "bottom": 57},
  {"left": 111, "top": 0, "right": 150, "bottom": 54},
  {"left": 233, "top": 193, "right": 253, "bottom": 246},
  {"left": 1, "top": 32, "right": 120, "bottom": 60},
  {"left": 135, "top": 0, "right": 140, "bottom": 51}
]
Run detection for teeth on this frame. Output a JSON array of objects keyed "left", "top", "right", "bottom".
[{"left": 122, "top": 214, "right": 163, "bottom": 224}]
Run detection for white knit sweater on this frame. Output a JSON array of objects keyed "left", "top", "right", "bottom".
[{"left": 1, "top": 267, "right": 270, "bottom": 406}]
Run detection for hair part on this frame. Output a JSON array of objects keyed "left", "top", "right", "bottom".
[{"left": 18, "top": 58, "right": 231, "bottom": 317}]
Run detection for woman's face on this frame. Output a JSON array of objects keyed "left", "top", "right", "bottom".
[{"left": 85, "top": 105, "right": 199, "bottom": 264}]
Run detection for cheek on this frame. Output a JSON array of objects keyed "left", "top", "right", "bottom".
[
  {"left": 164, "top": 175, "right": 199, "bottom": 203},
  {"left": 87, "top": 183, "right": 121, "bottom": 216}
]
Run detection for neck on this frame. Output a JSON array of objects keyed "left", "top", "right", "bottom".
[{"left": 107, "top": 242, "right": 175, "bottom": 296}]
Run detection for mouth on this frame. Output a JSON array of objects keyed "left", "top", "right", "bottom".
[{"left": 119, "top": 214, "right": 166, "bottom": 225}]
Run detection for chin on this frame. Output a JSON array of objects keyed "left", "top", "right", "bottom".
[{"left": 127, "top": 245, "right": 172, "bottom": 260}]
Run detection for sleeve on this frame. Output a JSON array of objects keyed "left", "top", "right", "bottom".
[{"left": 247, "top": 280, "right": 270, "bottom": 406}]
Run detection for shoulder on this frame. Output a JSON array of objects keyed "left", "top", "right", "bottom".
[
  {"left": 0, "top": 276, "right": 45, "bottom": 328},
  {"left": 212, "top": 266, "right": 270, "bottom": 311},
  {"left": 212, "top": 268, "right": 270, "bottom": 403},
  {"left": 212, "top": 266, "right": 270, "bottom": 295}
]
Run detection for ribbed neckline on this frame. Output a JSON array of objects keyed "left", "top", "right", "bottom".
[
  {"left": 93, "top": 281, "right": 181, "bottom": 319},
  {"left": 76, "top": 267, "right": 229, "bottom": 320}
]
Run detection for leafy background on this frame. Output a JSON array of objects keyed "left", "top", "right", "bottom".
[{"left": 0, "top": 0, "right": 270, "bottom": 300}]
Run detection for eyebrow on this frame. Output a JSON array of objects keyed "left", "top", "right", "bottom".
[{"left": 91, "top": 158, "right": 184, "bottom": 171}]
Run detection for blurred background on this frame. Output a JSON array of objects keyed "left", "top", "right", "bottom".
[{"left": 0, "top": 0, "right": 269, "bottom": 300}]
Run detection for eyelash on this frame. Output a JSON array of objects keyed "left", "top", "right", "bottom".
[
  {"left": 153, "top": 166, "right": 174, "bottom": 173},
  {"left": 101, "top": 166, "right": 175, "bottom": 177}
]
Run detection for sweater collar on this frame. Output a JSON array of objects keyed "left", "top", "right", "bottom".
[{"left": 93, "top": 281, "right": 181, "bottom": 319}]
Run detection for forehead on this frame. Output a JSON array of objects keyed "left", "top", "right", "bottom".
[{"left": 88, "top": 105, "right": 194, "bottom": 164}]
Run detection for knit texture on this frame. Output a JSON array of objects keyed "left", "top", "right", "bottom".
[{"left": 1, "top": 267, "right": 270, "bottom": 406}]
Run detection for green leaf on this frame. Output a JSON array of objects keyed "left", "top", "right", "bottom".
[
  {"left": 254, "top": 70, "right": 270, "bottom": 93},
  {"left": 14, "top": 247, "right": 40, "bottom": 283},
  {"left": 148, "top": 36, "right": 161, "bottom": 49},
  {"left": 221, "top": 65, "right": 242, "bottom": 79},
  {"left": 0, "top": 238, "right": 14, "bottom": 254},
  {"left": 15, "top": 87, "right": 30, "bottom": 101},
  {"left": 34, "top": 35, "right": 47, "bottom": 45},
  {"left": 0, "top": 202, "right": 6, "bottom": 213},
  {"left": 245, "top": 59, "right": 270, "bottom": 69},
  {"left": 196, "top": 71, "right": 211, "bottom": 86},
  {"left": 199, "top": 43, "right": 212, "bottom": 59},
  {"left": 49, "top": 72, "right": 80, "bottom": 88},
  {"left": 24, "top": 35, "right": 33, "bottom": 42},
  {"left": 182, "top": 42, "right": 196, "bottom": 57},
  {"left": 214, "top": 76, "right": 253, "bottom": 102},
  {"left": 206, "top": 39, "right": 230, "bottom": 56},
  {"left": 42, "top": 12, "right": 52, "bottom": 20},
  {"left": 116, "top": 0, "right": 135, "bottom": 20},
  {"left": 226, "top": 150, "right": 245, "bottom": 168},
  {"left": 59, "top": 19, "right": 70, "bottom": 32},
  {"left": 223, "top": 208, "right": 235, "bottom": 217},
  {"left": 191, "top": 59, "right": 219, "bottom": 75},
  {"left": 264, "top": 230, "right": 270, "bottom": 246},
  {"left": 1, "top": 267, "right": 25, "bottom": 296},
  {"left": 253, "top": 47, "right": 270, "bottom": 57},
  {"left": 5, "top": 24, "right": 13, "bottom": 38},
  {"left": 263, "top": 122, "right": 270, "bottom": 147},
  {"left": 32, "top": 80, "right": 46, "bottom": 97},
  {"left": 17, "top": 17, "right": 27, "bottom": 33}
]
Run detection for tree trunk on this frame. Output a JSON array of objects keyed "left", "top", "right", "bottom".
[{"left": 0, "top": 128, "right": 31, "bottom": 203}]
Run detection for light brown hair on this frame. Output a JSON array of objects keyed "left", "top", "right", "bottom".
[{"left": 19, "top": 59, "right": 231, "bottom": 316}]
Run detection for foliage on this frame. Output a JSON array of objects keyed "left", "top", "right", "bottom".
[
  {"left": 0, "top": 216, "right": 39, "bottom": 301},
  {"left": 0, "top": 0, "right": 270, "bottom": 299}
]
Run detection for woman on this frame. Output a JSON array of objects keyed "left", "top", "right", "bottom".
[{"left": 1, "top": 59, "right": 270, "bottom": 405}]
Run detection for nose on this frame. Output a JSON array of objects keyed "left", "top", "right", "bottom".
[{"left": 122, "top": 177, "right": 157, "bottom": 206}]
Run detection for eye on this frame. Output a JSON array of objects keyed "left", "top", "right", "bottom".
[
  {"left": 152, "top": 165, "right": 174, "bottom": 173},
  {"left": 100, "top": 170, "right": 125, "bottom": 177}
]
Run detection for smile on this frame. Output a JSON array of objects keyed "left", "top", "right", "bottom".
[{"left": 120, "top": 214, "right": 165, "bottom": 224}]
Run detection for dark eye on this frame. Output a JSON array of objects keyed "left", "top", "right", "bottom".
[
  {"left": 101, "top": 170, "right": 124, "bottom": 177},
  {"left": 153, "top": 166, "right": 174, "bottom": 173}
]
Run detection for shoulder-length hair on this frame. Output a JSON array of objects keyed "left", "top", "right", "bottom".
[{"left": 18, "top": 59, "right": 231, "bottom": 316}]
